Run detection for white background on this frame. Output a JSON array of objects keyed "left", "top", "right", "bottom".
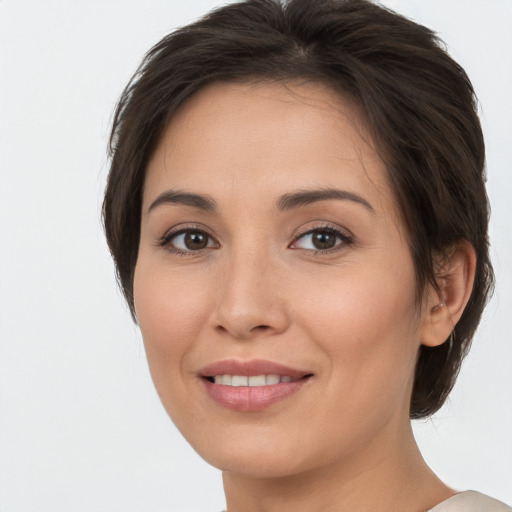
[{"left": 0, "top": 1, "right": 511, "bottom": 511}]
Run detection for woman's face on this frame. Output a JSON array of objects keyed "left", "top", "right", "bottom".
[{"left": 134, "top": 81, "right": 430, "bottom": 477}]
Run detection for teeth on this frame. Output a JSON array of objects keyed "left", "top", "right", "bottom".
[
  {"left": 248, "top": 375, "right": 266, "bottom": 387},
  {"left": 221, "top": 375, "right": 232, "bottom": 385},
  {"left": 265, "top": 374, "right": 280, "bottom": 385},
  {"left": 232, "top": 375, "right": 248, "bottom": 387},
  {"left": 212, "top": 374, "right": 298, "bottom": 386}
]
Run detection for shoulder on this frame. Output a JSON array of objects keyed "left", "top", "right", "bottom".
[{"left": 428, "top": 491, "right": 511, "bottom": 512}]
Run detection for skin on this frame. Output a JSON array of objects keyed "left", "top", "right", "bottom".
[{"left": 134, "top": 81, "right": 475, "bottom": 512}]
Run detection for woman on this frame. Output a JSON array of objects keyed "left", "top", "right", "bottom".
[{"left": 103, "top": 0, "right": 510, "bottom": 510}]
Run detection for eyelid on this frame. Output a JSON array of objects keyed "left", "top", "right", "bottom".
[
  {"left": 289, "top": 222, "right": 354, "bottom": 253},
  {"left": 156, "top": 221, "right": 353, "bottom": 256},
  {"left": 157, "top": 223, "right": 220, "bottom": 255}
]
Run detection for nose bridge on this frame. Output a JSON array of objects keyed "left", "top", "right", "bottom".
[{"left": 212, "top": 235, "right": 288, "bottom": 339}]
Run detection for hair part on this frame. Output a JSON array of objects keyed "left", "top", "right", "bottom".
[{"left": 103, "top": 0, "right": 494, "bottom": 418}]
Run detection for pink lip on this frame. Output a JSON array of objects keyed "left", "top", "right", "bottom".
[
  {"left": 199, "top": 359, "right": 309, "bottom": 379},
  {"left": 198, "top": 359, "right": 313, "bottom": 412}
]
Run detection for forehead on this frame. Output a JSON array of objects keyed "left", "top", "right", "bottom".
[{"left": 143, "top": 80, "right": 397, "bottom": 220}]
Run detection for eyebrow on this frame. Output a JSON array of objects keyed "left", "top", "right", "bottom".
[
  {"left": 276, "top": 188, "right": 375, "bottom": 213},
  {"left": 147, "top": 187, "right": 375, "bottom": 214},
  {"left": 148, "top": 190, "right": 216, "bottom": 213}
]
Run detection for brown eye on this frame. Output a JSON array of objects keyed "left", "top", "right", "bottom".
[
  {"left": 291, "top": 226, "right": 353, "bottom": 253},
  {"left": 183, "top": 231, "right": 209, "bottom": 250},
  {"left": 311, "top": 231, "right": 337, "bottom": 250},
  {"left": 162, "top": 229, "right": 218, "bottom": 254}
]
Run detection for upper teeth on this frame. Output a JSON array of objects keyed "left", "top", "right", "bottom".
[{"left": 213, "top": 374, "right": 296, "bottom": 386}]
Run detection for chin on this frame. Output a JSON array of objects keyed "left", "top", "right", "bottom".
[
  {"left": 202, "top": 447, "right": 311, "bottom": 479},
  {"left": 178, "top": 419, "right": 340, "bottom": 479}
]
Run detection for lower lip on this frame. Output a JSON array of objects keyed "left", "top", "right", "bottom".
[{"left": 202, "top": 377, "right": 311, "bottom": 412}]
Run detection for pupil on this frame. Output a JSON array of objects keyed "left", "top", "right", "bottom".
[
  {"left": 185, "top": 231, "right": 207, "bottom": 250},
  {"left": 313, "top": 231, "right": 336, "bottom": 250}
]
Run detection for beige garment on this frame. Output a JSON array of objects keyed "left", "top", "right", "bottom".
[{"left": 427, "top": 491, "right": 511, "bottom": 512}]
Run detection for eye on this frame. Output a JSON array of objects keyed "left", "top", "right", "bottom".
[
  {"left": 291, "top": 225, "right": 353, "bottom": 253},
  {"left": 159, "top": 228, "right": 218, "bottom": 255}
]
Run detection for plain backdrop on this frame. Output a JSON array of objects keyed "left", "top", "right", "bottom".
[{"left": 0, "top": 1, "right": 511, "bottom": 511}]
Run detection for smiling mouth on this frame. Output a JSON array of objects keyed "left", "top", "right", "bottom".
[
  {"left": 201, "top": 372, "right": 313, "bottom": 411},
  {"left": 198, "top": 359, "right": 314, "bottom": 410},
  {"left": 204, "top": 374, "right": 313, "bottom": 386}
]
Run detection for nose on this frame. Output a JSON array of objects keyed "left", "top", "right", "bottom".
[{"left": 211, "top": 246, "right": 290, "bottom": 340}]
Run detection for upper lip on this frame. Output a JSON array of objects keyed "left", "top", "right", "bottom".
[{"left": 198, "top": 359, "right": 311, "bottom": 379}]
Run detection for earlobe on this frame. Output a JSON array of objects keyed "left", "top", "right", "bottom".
[{"left": 420, "top": 241, "right": 476, "bottom": 348}]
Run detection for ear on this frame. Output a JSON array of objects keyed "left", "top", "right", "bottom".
[{"left": 420, "top": 241, "right": 476, "bottom": 348}]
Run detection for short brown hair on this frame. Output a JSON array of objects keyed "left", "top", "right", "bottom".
[{"left": 103, "top": 0, "right": 494, "bottom": 418}]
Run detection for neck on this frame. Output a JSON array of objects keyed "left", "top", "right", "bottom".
[{"left": 222, "top": 422, "right": 454, "bottom": 512}]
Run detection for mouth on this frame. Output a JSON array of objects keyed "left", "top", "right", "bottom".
[
  {"left": 198, "top": 359, "right": 314, "bottom": 411},
  {"left": 198, "top": 358, "right": 313, "bottom": 384},
  {"left": 203, "top": 374, "right": 311, "bottom": 386}
]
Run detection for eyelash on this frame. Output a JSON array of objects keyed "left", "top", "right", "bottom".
[
  {"left": 157, "top": 222, "right": 354, "bottom": 257},
  {"left": 156, "top": 224, "right": 217, "bottom": 257},
  {"left": 292, "top": 223, "right": 354, "bottom": 255}
]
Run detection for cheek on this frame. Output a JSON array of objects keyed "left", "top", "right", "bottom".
[
  {"left": 290, "top": 268, "right": 420, "bottom": 456},
  {"left": 133, "top": 261, "right": 210, "bottom": 379},
  {"left": 298, "top": 259, "right": 420, "bottom": 388}
]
